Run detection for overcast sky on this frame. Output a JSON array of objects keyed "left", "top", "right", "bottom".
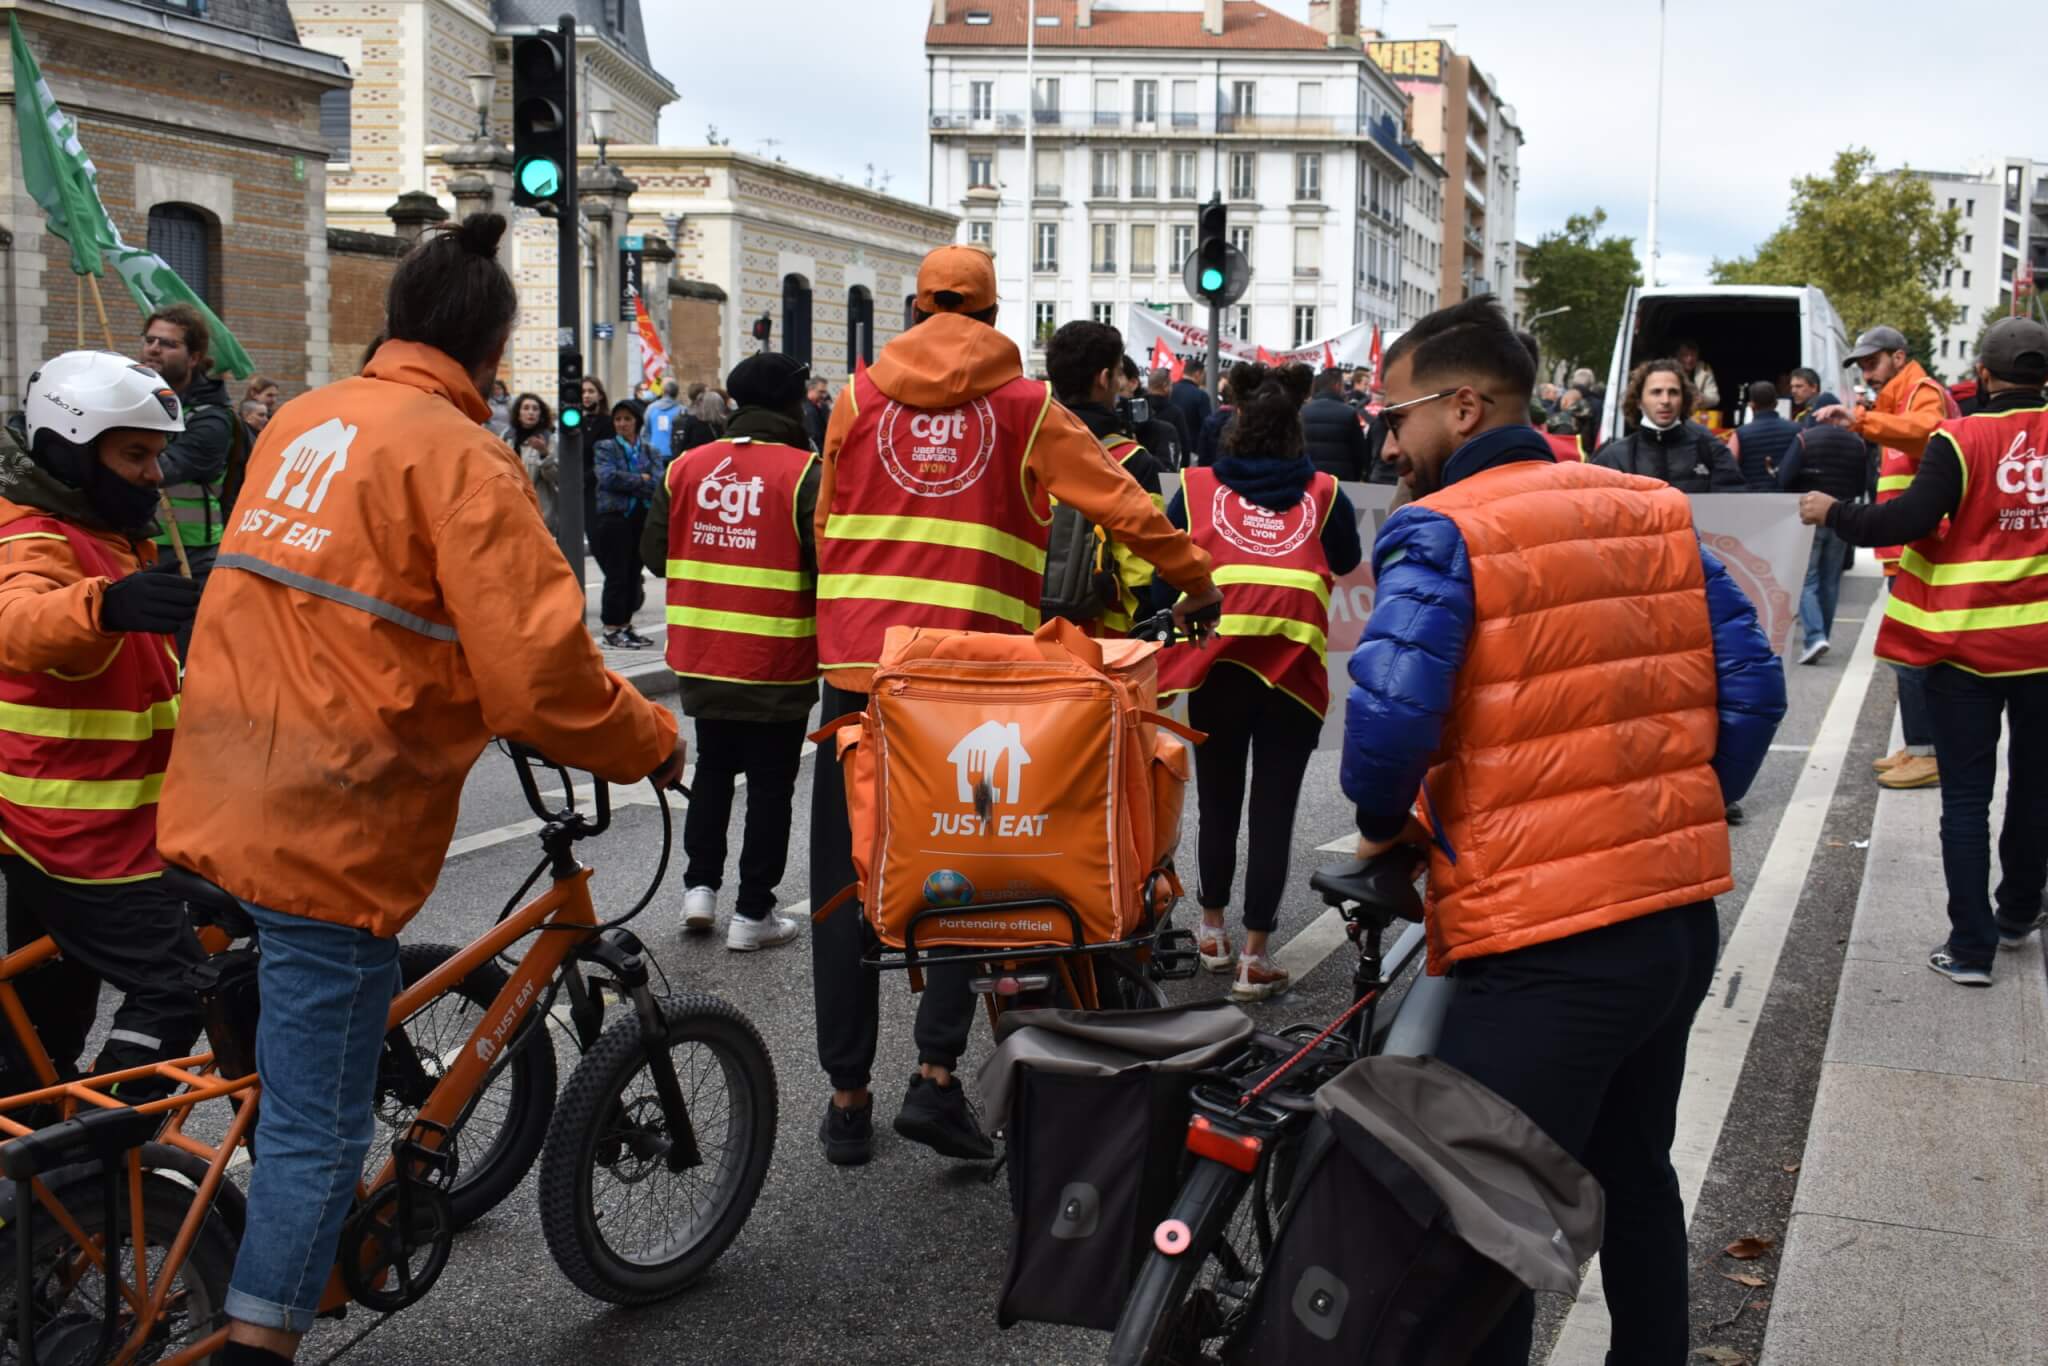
[{"left": 651, "top": 0, "right": 2035, "bottom": 286}]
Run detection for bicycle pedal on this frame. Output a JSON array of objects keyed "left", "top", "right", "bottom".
[{"left": 1151, "top": 927, "right": 1201, "bottom": 981}]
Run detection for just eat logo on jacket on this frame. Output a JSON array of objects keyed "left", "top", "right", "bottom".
[
  {"left": 263, "top": 418, "right": 357, "bottom": 515},
  {"left": 876, "top": 398, "right": 996, "bottom": 498},
  {"left": 1212, "top": 485, "right": 1315, "bottom": 557}
]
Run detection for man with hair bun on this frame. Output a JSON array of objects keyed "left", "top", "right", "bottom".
[
  {"left": 158, "top": 214, "right": 683, "bottom": 1364},
  {"left": 1342, "top": 295, "right": 1785, "bottom": 1362}
]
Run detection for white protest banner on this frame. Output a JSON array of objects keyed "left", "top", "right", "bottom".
[{"left": 1125, "top": 306, "right": 1390, "bottom": 375}]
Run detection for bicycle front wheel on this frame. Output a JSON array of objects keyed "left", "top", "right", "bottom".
[{"left": 538, "top": 993, "right": 777, "bottom": 1304}]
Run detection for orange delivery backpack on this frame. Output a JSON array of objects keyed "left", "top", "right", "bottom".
[{"left": 818, "top": 619, "right": 1199, "bottom": 953}]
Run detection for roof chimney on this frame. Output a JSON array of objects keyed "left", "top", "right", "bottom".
[
  {"left": 931, "top": 0, "right": 947, "bottom": 22},
  {"left": 1309, "top": 0, "right": 1359, "bottom": 43},
  {"left": 1077, "top": 0, "right": 1093, "bottom": 24},
  {"left": 1202, "top": 0, "right": 1224, "bottom": 36}
]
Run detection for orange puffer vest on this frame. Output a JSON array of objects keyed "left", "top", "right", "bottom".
[{"left": 1417, "top": 460, "right": 1732, "bottom": 971}]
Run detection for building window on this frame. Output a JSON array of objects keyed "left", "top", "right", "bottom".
[
  {"left": 319, "top": 87, "right": 351, "bottom": 164},
  {"left": 1091, "top": 150, "right": 1118, "bottom": 198},
  {"left": 1091, "top": 223, "right": 1118, "bottom": 273},
  {"left": 1947, "top": 197, "right": 1956, "bottom": 211},
  {"left": 1966, "top": 197, "right": 1975, "bottom": 216},
  {"left": 1094, "top": 77, "right": 1120, "bottom": 127},
  {"left": 1035, "top": 222, "right": 1059, "bottom": 272},
  {"left": 1093, "top": 302, "right": 1115, "bottom": 326},
  {"left": 147, "top": 204, "right": 214, "bottom": 309},
  {"left": 1034, "top": 300, "right": 1057, "bottom": 347},
  {"left": 1172, "top": 223, "right": 1194, "bottom": 270},
  {"left": 1294, "top": 226, "right": 1319, "bottom": 277},
  {"left": 1940, "top": 339, "right": 1950, "bottom": 357},
  {"left": 1293, "top": 305, "right": 1317, "bottom": 347},
  {"left": 1231, "top": 81, "right": 1256, "bottom": 118},
  {"left": 780, "top": 273, "right": 813, "bottom": 368},
  {"left": 1230, "top": 304, "right": 1251, "bottom": 340},
  {"left": 1171, "top": 79, "right": 1198, "bottom": 128},
  {"left": 1171, "top": 150, "right": 1198, "bottom": 200},
  {"left": 1131, "top": 223, "right": 1156, "bottom": 276},
  {"left": 969, "top": 80, "right": 993, "bottom": 120},
  {"left": 847, "top": 285, "right": 874, "bottom": 370},
  {"left": 1945, "top": 268, "right": 1954, "bottom": 286},
  {"left": 1295, "top": 153, "right": 1321, "bottom": 201},
  {"left": 1228, "top": 225, "right": 1252, "bottom": 258},
  {"left": 1959, "top": 306, "right": 1969, "bottom": 324},
  {"left": 1228, "top": 152, "right": 1255, "bottom": 200},
  {"left": 1034, "top": 147, "right": 1061, "bottom": 196},
  {"left": 1296, "top": 80, "right": 1323, "bottom": 123},
  {"left": 1964, "top": 234, "right": 1973, "bottom": 252},
  {"left": 1963, "top": 270, "right": 1972, "bottom": 287},
  {"left": 1033, "top": 77, "right": 1060, "bottom": 122},
  {"left": 967, "top": 219, "right": 992, "bottom": 247},
  {"left": 968, "top": 152, "right": 994, "bottom": 189},
  {"left": 1134, "top": 80, "right": 1157, "bottom": 125},
  {"left": 1131, "top": 150, "right": 1157, "bottom": 199}
]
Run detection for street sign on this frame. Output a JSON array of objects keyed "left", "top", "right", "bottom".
[
  {"left": 619, "top": 239, "right": 645, "bottom": 319},
  {"left": 593, "top": 322, "right": 614, "bottom": 341}
]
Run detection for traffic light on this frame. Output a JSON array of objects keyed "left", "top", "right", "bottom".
[
  {"left": 1196, "top": 200, "right": 1228, "bottom": 299},
  {"left": 751, "top": 314, "right": 773, "bottom": 346},
  {"left": 511, "top": 31, "right": 571, "bottom": 208},
  {"left": 558, "top": 350, "right": 583, "bottom": 429}
]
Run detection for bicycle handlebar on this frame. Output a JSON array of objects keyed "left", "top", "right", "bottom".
[
  {"left": 1128, "top": 600, "right": 1222, "bottom": 646},
  {"left": 506, "top": 741, "right": 612, "bottom": 838}
]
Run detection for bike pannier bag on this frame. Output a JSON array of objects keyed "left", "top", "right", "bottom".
[
  {"left": 1039, "top": 503, "right": 1119, "bottom": 624},
  {"left": 981, "top": 1003, "right": 1255, "bottom": 1331},
  {"left": 1225, "top": 1055, "right": 1604, "bottom": 1365}
]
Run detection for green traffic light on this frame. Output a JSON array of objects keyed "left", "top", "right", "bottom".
[
  {"left": 518, "top": 157, "right": 562, "bottom": 198},
  {"left": 560, "top": 406, "right": 582, "bottom": 429},
  {"left": 1200, "top": 267, "right": 1225, "bottom": 292}
]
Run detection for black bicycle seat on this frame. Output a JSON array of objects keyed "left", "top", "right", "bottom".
[
  {"left": 1309, "top": 848, "right": 1425, "bottom": 929},
  {"left": 0, "top": 1106, "right": 159, "bottom": 1180},
  {"left": 163, "top": 866, "right": 257, "bottom": 940}
]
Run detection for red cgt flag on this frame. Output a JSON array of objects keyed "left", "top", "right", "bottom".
[{"left": 1369, "top": 325, "right": 1384, "bottom": 382}]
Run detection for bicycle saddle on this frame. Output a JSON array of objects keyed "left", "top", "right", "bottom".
[
  {"left": 1308, "top": 847, "right": 1425, "bottom": 929},
  {"left": 163, "top": 865, "right": 257, "bottom": 940}
]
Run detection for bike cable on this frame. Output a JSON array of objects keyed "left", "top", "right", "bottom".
[{"left": 1236, "top": 984, "right": 1382, "bottom": 1110}]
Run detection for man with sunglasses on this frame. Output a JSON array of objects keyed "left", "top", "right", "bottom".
[{"left": 1341, "top": 295, "right": 1786, "bottom": 1364}]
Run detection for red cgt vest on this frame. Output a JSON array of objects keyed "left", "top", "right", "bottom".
[
  {"left": 1159, "top": 467, "right": 1338, "bottom": 715},
  {"left": 1878, "top": 403, "right": 2048, "bottom": 676},
  {"left": 1873, "top": 374, "right": 1960, "bottom": 570},
  {"left": 817, "top": 366, "right": 1055, "bottom": 671},
  {"left": 664, "top": 438, "right": 819, "bottom": 685},
  {"left": 0, "top": 517, "right": 179, "bottom": 883}
]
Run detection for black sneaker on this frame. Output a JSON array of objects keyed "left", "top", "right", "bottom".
[
  {"left": 601, "top": 628, "right": 628, "bottom": 649},
  {"left": 1996, "top": 914, "right": 2044, "bottom": 949},
  {"left": 892, "top": 1073, "right": 995, "bottom": 1161},
  {"left": 1928, "top": 945, "right": 1992, "bottom": 987},
  {"left": 819, "top": 1097, "right": 873, "bottom": 1167},
  {"left": 1725, "top": 802, "right": 1746, "bottom": 827},
  {"left": 619, "top": 627, "right": 658, "bottom": 649}
]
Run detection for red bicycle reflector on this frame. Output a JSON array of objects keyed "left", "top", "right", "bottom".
[{"left": 1186, "top": 1114, "right": 1262, "bottom": 1173}]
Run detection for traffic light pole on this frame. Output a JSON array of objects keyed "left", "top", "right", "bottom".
[
  {"left": 1206, "top": 302, "right": 1221, "bottom": 407},
  {"left": 552, "top": 12, "right": 583, "bottom": 577}
]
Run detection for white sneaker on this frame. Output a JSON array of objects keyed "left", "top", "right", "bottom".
[
  {"left": 727, "top": 912, "right": 799, "bottom": 952},
  {"left": 681, "top": 886, "right": 716, "bottom": 932},
  {"left": 1798, "top": 638, "right": 1830, "bottom": 665}
]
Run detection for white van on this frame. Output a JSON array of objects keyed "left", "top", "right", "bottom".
[{"left": 1597, "top": 285, "right": 1849, "bottom": 449}]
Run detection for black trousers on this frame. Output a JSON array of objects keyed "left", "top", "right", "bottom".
[
  {"left": 1433, "top": 901, "right": 1719, "bottom": 1366},
  {"left": 1, "top": 860, "right": 206, "bottom": 1089},
  {"left": 591, "top": 510, "right": 647, "bottom": 629},
  {"left": 684, "top": 716, "right": 809, "bottom": 919},
  {"left": 1184, "top": 665, "right": 1323, "bottom": 933},
  {"left": 809, "top": 683, "right": 975, "bottom": 1092},
  {"left": 1924, "top": 664, "right": 2048, "bottom": 967}
]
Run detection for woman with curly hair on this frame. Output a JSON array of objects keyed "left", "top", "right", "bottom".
[{"left": 1590, "top": 357, "right": 1745, "bottom": 493}]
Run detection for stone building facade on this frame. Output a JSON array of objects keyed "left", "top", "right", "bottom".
[{"left": 0, "top": 0, "right": 345, "bottom": 398}]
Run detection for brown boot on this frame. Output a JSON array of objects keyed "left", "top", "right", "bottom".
[
  {"left": 1877, "top": 754, "right": 1940, "bottom": 789},
  {"left": 1872, "top": 747, "right": 1912, "bottom": 774}
]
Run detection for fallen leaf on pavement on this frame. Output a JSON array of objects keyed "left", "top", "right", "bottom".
[
  {"left": 1826, "top": 839, "right": 1846, "bottom": 847},
  {"left": 1724, "top": 1236, "right": 1776, "bottom": 1260},
  {"left": 1782, "top": 1162, "right": 1801, "bottom": 1174},
  {"left": 1693, "top": 1348, "right": 1750, "bottom": 1365},
  {"left": 1721, "top": 1271, "right": 1767, "bottom": 1287}
]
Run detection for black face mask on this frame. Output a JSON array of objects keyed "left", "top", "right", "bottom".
[{"left": 84, "top": 459, "right": 161, "bottom": 533}]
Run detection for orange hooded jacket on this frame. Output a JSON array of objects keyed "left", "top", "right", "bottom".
[
  {"left": 814, "top": 312, "right": 1214, "bottom": 693},
  {"left": 157, "top": 342, "right": 676, "bottom": 937}
]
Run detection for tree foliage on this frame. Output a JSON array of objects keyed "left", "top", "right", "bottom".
[
  {"left": 1712, "top": 148, "right": 1962, "bottom": 362},
  {"left": 1524, "top": 208, "right": 1642, "bottom": 379}
]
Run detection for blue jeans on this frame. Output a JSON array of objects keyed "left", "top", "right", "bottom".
[
  {"left": 1798, "top": 526, "right": 1848, "bottom": 648},
  {"left": 1924, "top": 666, "right": 2048, "bottom": 969},
  {"left": 224, "top": 904, "right": 399, "bottom": 1333}
]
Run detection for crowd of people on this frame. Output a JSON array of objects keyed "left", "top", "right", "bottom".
[{"left": 1, "top": 209, "right": 2043, "bottom": 1365}]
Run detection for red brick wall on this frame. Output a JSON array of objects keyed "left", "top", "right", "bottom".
[
  {"left": 670, "top": 294, "right": 723, "bottom": 390},
  {"left": 327, "top": 232, "right": 403, "bottom": 379}
]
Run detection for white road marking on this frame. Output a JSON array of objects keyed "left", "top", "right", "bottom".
[
  {"left": 1769, "top": 743, "right": 1811, "bottom": 752},
  {"left": 1316, "top": 834, "right": 1357, "bottom": 853},
  {"left": 1547, "top": 604, "right": 1882, "bottom": 1362},
  {"left": 1273, "top": 908, "right": 1350, "bottom": 981}
]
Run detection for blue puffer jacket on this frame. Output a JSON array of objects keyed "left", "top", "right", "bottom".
[
  {"left": 1340, "top": 426, "right": 1787, "bottom": 842},
  {"left": 594, "top": 435, "right": 659, "bottom": 519}
]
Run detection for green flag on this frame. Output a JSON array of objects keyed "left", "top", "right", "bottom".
[
  {"left": 9, "top": 13, "right": 115, "bottom": 275},
  {"left": 8, "top": 13, "right": 254, "bottom": 379}
]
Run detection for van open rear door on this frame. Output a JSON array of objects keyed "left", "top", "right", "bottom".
[{"left": 1600, "top": 286, "right": 1641, "bottom": 448}]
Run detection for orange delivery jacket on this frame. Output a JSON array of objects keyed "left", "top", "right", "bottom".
[{"left": 157, "top": 341, "right": 677, "bottom": 937}]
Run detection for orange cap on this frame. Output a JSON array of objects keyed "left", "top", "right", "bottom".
[{"left": 914, "top": 244, "right": 998, "bottom": 314}]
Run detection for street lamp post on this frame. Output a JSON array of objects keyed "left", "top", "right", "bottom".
[
  {"left": 1527, "top": 305, "right": 1572, "bottom": 327},
  {"left": 1646, "top": 0, "right": 1666, "bottom": 287},
  {"left": 464, "top": 72, "right": 493, "bottom": 140}
]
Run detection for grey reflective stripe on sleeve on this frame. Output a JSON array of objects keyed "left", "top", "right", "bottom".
[
  {"left": 108, "top": 1028, "right": 161, "bottom": 1050},
  {"left": 215, "top": 553, "right": 459, "bottom": 642}
]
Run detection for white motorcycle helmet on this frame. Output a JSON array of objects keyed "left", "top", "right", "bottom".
[{"left": 24, "top": 351, "right": 184, "bottom": 464}]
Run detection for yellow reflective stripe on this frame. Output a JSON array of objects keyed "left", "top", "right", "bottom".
[
  {"left": 1884, "top": 594, "right": 2048, "bottom": 634},
  {"left": 1220, "top": 613, "right": 1326, "bottom": 655},
  {"left": 0, "top": 770, "right": 163, "bottom": 810},
  {"left": 0, "top": 697, "right": 179, "bottom": 741},
  {"left": 665, "top": 560, "right": 809, "bottom": 592},
  {"left": 1020, "top": 386, "right": 1055, "bottom": 529},
  {"left": 817, "top": 573, "right": 1041, "bottom": 629},
  {"left": 665, "top": 606, "right": 816, "bottom": 638},
  {"left": 1876, "top": 474, "right": 1914, "bottom": 493},
  {"left": 1213, "top": 565, "right": 1332, "bottom": 608},
  {"left": 1898, "top": 547, "right": 2048, "bottom": 587},
  {"left": 822, "top": 514, "right": 1046, "bottom": 572},
  {"left": 0, "top": 533, "right": 68, "bottom": 547}
]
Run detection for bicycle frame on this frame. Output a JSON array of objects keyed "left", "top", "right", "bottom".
[{"left": 0, "top": 864, "right": 610, "bottom": 1366}]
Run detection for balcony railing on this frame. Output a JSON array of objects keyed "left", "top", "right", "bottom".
[
  {"left": 1091, "top": 181, "right": 1119, "bottom": 198},
  {"left": 1463, "top": 226, "right": 1484, "bottom": 252},
  {"left": 1033, "top": 182, "right": 1062, "bottom": 198},
  {"left": 928, "top": 109, "right": 1378, "bottom": 137}
]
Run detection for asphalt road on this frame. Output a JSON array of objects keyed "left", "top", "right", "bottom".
[{"left": 37, "top": 572, "right": 1892, "bottom": 1366}]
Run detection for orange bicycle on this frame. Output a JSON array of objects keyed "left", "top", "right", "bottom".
[{"left": 0, "top": 744, "right": 778, "bottom": 1362}]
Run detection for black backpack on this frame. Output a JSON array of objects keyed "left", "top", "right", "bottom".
[{"left": 1039, "top": 435, "right": 1142, "bottom": 625}]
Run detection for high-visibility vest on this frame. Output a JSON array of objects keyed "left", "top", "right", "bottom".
[
  {"left": 817, "top": 365, "right": 1055, "bottom": 671},
  {"left": 0, "top": 517, "right": 179, "bottom": 884},
  {"left": 1873, "top": 375, "right": 1960, "bottom": 571},
  {"left": 1158, "top": 467, "right": 1338, "bottom": 715},
  {"left": 663, "top": 438, "right": 819, "bottom": 685},
  {"left": 153, "top": 402, "right": 243, "bottom": 552},
  {"left": 1877, "top": 402, "right": 2048, "bottom": 677}
]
